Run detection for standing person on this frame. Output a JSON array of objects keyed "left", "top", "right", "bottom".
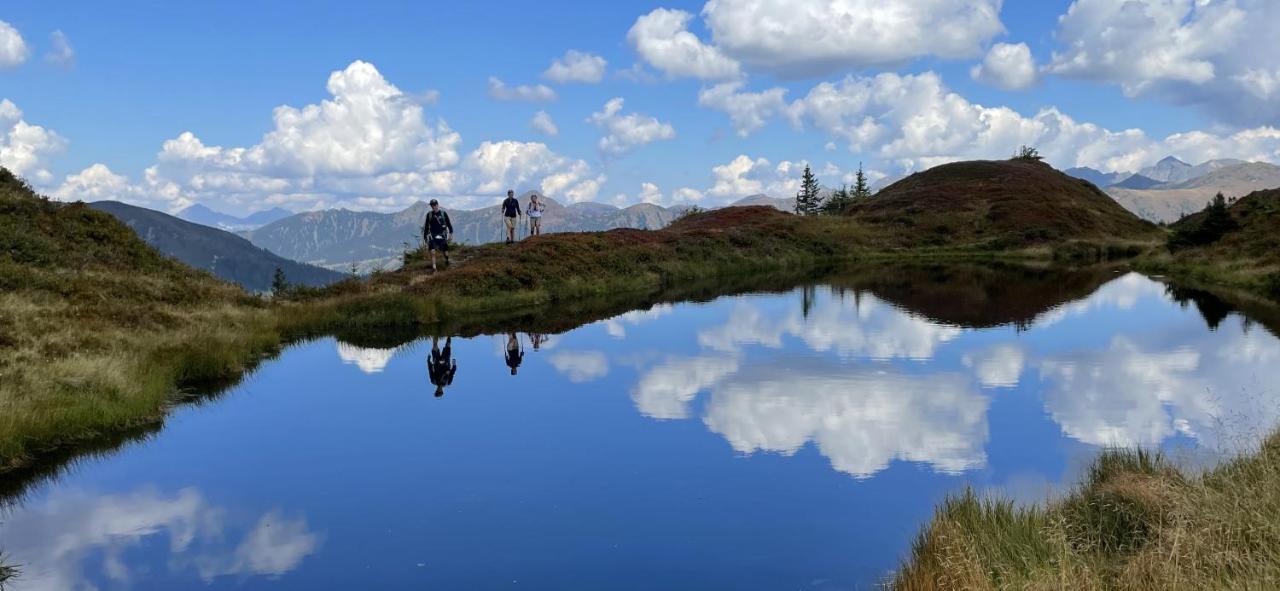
[
  {"left": 423, "top": 199, "right": 454, "bottom": 272},
  {"left": 501, "top": 189, "right": 522, "bottom": 244},
  {"left": 527, "top": 193, "right": 545, "bottom": 237},
  {"left": 427, "top": 336, "right": 457, "bottom": 398},
  {"left": 505, "top": 332, "right": 524, "bottom": 376}
]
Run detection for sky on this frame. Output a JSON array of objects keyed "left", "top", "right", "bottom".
[{"left": 2, "top": 0, "right": 1279, "bottom": 215}]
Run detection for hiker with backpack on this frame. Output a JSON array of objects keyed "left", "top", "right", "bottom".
[
  {"left": 423, "top": 198, "right": 454, "bottom": 272},
  {"left": 527, "top": 193, "right": 545, "bottom": 237},
  {"left": 501, "top": 189, "right": 522, "bottom": 244}
]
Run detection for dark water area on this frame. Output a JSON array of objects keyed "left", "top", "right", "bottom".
[{"left": 3, "top": 264, "right": 1280, "bottom": 590}]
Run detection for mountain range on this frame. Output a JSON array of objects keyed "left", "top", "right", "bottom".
[
  {"left": 91, "top": 201, "right": 348, "bottom": 292},
  {"left": 1065, "top": 158, "right": 1280, "bottom": 222},
  {"left": 177, "top": 203, "right": 295, "bottom": 231},
  {"left": 240, "top": 194, "right": 793, "bottom": 273}
]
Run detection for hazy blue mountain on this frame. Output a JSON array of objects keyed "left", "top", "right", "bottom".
[
  {"left": 1106, "top": 161, "right": 1280, "bottom": 222},
  {"left": 178, "top": 203, "right": 295, "bottom": 231},
  {"left": 92, "top": 201, "right": 347, "bottom": 292},
  {"left": 1065, "top": 167, "right": 1129, "bottom": 187},
  {"left": 1110, "top": 174, "right": 1164, "bottom": 190}
]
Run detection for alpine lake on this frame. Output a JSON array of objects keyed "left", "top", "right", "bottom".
[{"left": 3, "top": 262, "right": 1280, "bottom": 590}]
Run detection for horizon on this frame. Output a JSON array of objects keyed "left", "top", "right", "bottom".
[{"left": 3, "top": 1, "right": 1279, "bottom": 216}]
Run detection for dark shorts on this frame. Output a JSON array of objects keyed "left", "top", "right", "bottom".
[{"left": 427, "top": 236, "right": 449, "bottom": 252}]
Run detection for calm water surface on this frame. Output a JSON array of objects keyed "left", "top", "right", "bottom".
[{"left": 3, "top": 268, "right": 1280, "bottom": 590}]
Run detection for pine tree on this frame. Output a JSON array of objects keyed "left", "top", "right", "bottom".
[
  {"left": 852, "top": 162, "right": 872, "bottom": 200},
  {"left": 823, "top": 184, "right": 851, "bottom": 214},
  {"left": 271, "top": 267, "right": 289, "bottom": 296},
  {"left": 794, "top": 165, "right": 824, "bottom": 215}
]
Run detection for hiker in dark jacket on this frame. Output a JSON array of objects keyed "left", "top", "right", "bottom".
[
  {"left": 423, "top": 199, "right": 454, "bottom": 272},
  {"left": 427, "top": 336, "right": 457, "bottom": 397},
  {"left": 501, "top": 189, "right": 522, "bottom": 244}
]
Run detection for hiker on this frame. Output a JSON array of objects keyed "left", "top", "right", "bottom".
[
  {"left": 427, "top": 336, "right": 457, "bottom": 397},
  {"left": 527, "top": 193, "right": 545, "bottom": 237},
  {"left": 501, "top": 189, "right": 522, "bottom": 244},
  {"left": 423, "top": 199, "right": 454, "bottom": 272},
  {"left": 505, "top": 332, "right": 524, "bottom": 376}
]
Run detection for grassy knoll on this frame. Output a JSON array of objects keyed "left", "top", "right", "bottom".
[{"left": 895, "top": 432, "right": 1280, "bottom": 590}]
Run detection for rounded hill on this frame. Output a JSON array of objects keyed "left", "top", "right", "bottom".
[{"left": 845, "top": 159, "right": 1160, "bottom": 246}]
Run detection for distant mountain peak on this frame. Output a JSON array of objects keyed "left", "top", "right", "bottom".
[{"left": 1157, "top": 155, "right": 1190, "bottom": 166}]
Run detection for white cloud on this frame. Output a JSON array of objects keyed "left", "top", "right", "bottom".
[
  {"left": 0, "top": 487, "right": 319, "bottom": 589},
  {"left": 464, "top": 140, "right": 602, "bottom": 203},
  {"left": 487, "top": 76, "right": 558, "bottom": 102},
  {"left": 0, "top": 20, "right": 28, "bottom": 68},
  {"left": 627, "top": 8, "right": 742, "bottom": 80},
  {"left": 1, "top": 99, "right": 67, "bottom": 184},
  {"left": 45, "top": 29, "right": 74, "bottom": 67},
  {"left": 971, "top": 42, "right": 1038, "bottom": 90},
  {"left": 963, "top": 344, "right": 1026, "bottom": 388},
  {"left": 601, "top": 304, "right": 674, "bottom": 338},
  {"left": 698, "top": 82, "right": 788, "bottom": 137},
  {"left": 335, "top": 342, "right": 399, "bottom": 374},
  {"left": 701, "top": 0, "right": 1004, "bottom": 76},
  {"left": 586, "top": 97, "right": 676, "bottom": 157},
  {"left": 784, "top": 70, "right": 1280, "bottom": 174},
  {"left": 706, "top": 154, "right": 822, "bottom": 200},
  {"left": 543, "top": 50, "right": 607, "bottom": 84},
  {"left": 1048, "top": 0, "right": 1280, "bottom": 125},
  {"left": 548, "top": 350, "right": 610, "bottom": 383},
  {"left": 530, "top": 110, "right": 559, "bottom": 137}
]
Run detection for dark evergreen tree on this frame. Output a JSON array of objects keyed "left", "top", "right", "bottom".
[
  {"left": 852, "top": 162, "right": 872, "bottom": 200},
  {"left": 794, "top": 165, "right": 824, "bottom": 215},
  {"left": 823, "top": 184, "right": 851, "bottom": 214},
  {"left": 1167, "top": 192, "right": 1239, "bottom": 251},
  {"left": 271, "top": 267, "right": 289, "bottom": 296}
]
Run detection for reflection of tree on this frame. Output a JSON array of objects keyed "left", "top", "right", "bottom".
[
  {"left": 1165, "top": 285, "right": 1235, "bottom": 331},
  {"left": 0, "top": 488, "right": 320, "bottom": 589}
]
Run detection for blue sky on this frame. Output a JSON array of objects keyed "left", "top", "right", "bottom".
[{"left": 2, "top": 1, "right": 1277, "bottom": 214}]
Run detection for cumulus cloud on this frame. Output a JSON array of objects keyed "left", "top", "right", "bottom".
[
  {"left": 701, "top": 0, "right": 1004, "bottom": 76},
  {"left": 1, "top": 99, "right": 67, "bottom": 184},
  {"left": 697, "top": 82, "right": 788, "bottom": 137},
  {"left": 50, "top": 61, "right": 602, "bottom": 213},
  {"left": 530, "top": 110, "right": 559, "bottom": 137},
  {"left": 627, "top": 8, "right": 742, "bottom": 80},
  {"left": 971, "top": 42, "right": 1038, "bottom": 90},
  {"left": 784, "top": 70, "right": 1280, "bottom": 174},
  {"left": 0, "top": 20, "right": 28, "bottom": 68},
  {"left": 543, "top": 50, "right": 607, "bottom": 84},
  {"left": 1048, "top": 0, "right": 1280, "bottom": 125},
  {"left": 706, "top": 155, "right": 828, "bottom": 200},
  {"left": 45, "top": 29, "right": 74, "bottom": 67},
  {"left": 586, "top": 97, "right": 676, "bottom": 157},
  {"left": 548, "top": 350, "right": 610, "bottom": 383},
  {"left": 487, "top": 76, "right": 558, "bottom": 102}
]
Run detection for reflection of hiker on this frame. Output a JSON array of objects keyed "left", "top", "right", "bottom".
[
  {"left": 501, "top": 189, "right": 522, "bottom": 244},
  {"left": 423, "top": 199, "right": 454, "bottom": 272},
  {"left": 529, "top": 333, "right": 547, "bottom": 351},
  {"left": 505, "top": 332, "right": 524, "bottom": 376},
  {"left": 527, "top": 193, "right": 545, "bottom": 237},
  {"left": 428, "top": 336, "right": 457, "bottom": 397}
]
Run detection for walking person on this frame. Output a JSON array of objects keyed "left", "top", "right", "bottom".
[
  {"left": 423, "top": 199, "right": 454, "bottom": 272},
  {"left": 501, "top": 189, "right": 522, "bottom": 244},
  {"left": 527, "top": 193, "right": 545, "bottom": 237},
  {"left": 427, "top": 336, "right": 457, "bottom": 398}
]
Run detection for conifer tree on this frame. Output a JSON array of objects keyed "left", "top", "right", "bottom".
[
  {"left": 852, "top": 162, "right": 872, "bottom": 200},
  {"left": 794, "top": 165, "right": 824, "bottom": 215},
  {"left": 271, "top": 267, "right": 289, "bottom": 296}
]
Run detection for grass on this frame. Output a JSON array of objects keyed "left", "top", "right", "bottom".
[
  {"left": 894, "top": 433, "right": 1280, "bottom": 590},
  {"left": 0, "top": 553, "right": 15, "bottom": 589}
]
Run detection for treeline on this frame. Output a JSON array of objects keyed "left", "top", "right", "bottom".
[{"left": 793, "top": 163, "right": 874, "bottom": 216}]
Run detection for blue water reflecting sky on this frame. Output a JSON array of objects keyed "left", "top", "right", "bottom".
[{"left": 3, "top": 272, "right": 1279, "bottom": 590}]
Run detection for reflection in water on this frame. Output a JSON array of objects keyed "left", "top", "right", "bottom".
[
  {"left": 704, "top": 362, "right": 988, "bottom": 478},
  {"left": 335, "top": 342, "right": 398, "bottom": 374},
  {"left": 428, "top": 337, "right": 458, "bottom": 397},
  {"left": 505, "top": 332, "right": 524, "bottom": 376},
  {"left": 0, "top": 487, "right": 320, "bottom": 590},
  {"left": 548, "top": 350, "right": 609, "bottom": 383},
  {"left": 963, "top": 344, "right": 1027, "bottom": 388}
]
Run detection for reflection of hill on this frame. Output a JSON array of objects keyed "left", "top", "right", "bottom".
[{"left": 827, "top": 263, "right": 1120, "bottom": 329}]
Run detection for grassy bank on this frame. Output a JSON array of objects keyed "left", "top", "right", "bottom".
[{"left": 895, "top": 432, "right": 1280, "bottom": 590}]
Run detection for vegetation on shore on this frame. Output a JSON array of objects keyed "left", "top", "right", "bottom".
[{"left": 895, "top": 432, "right": 1280, "bottom": 590}]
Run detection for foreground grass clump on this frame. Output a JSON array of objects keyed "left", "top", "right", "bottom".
[{"left": 896, "top": 434, "right": 1280, "bottom": 590}]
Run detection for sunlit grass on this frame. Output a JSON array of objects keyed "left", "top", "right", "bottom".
[{"left": 894, "top": 435, "right": 1280, "bottom": 590}]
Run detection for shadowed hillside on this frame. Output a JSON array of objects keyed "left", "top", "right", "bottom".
[
  {"left": 846, "top": 159, "right": 1160, "bottom": 247},
  {"left": 92, "top": 200, "right": 346, "bottom": 292}
]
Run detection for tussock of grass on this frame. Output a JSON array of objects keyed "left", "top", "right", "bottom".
[
  {"left": 0, "top": 553, "right": 17, "bottom": 589},
  {"left": 895, "top": 436, "right": 1280, "bottom": 590}
]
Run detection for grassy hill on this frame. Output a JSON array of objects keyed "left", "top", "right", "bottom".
[
  {"left": 844, "top": 159, "right": 1161, "bottom": 248},
  {"left": 1154, "top": 188, "right": 1280, "bottom": 296},
  {"left": 91, "top": 200, "right": 347, "bottom": 292},
  {"left": 0, "top": 168, "right": 284, "bottom": 470}
]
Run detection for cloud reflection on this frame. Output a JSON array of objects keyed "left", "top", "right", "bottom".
[
  {"left": 335, "top": 342, "right": 399, "bottom": 373},
  {"left": 548, "top": 350, "right": 610, "bottom": 383},
  {"left": 0, "top": 487, "right": 320, "bottom": 590}
]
